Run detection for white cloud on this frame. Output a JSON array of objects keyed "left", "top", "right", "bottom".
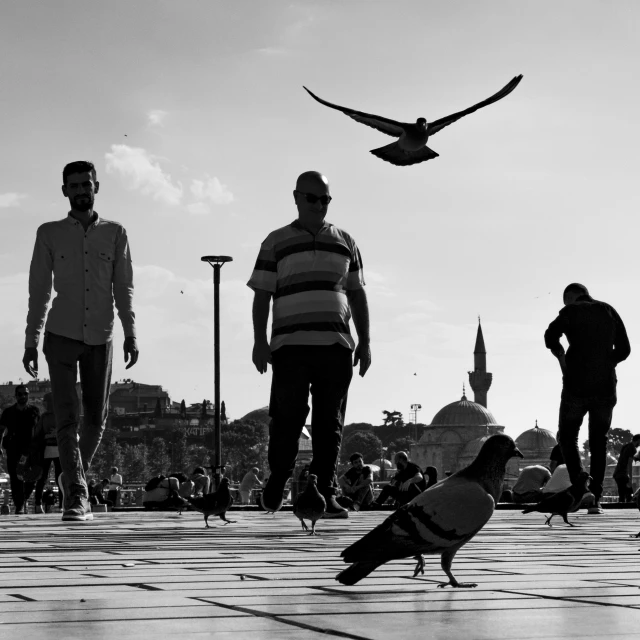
[
  {"left": 190, "top": 176, "right": 234, "bottom": 205},
  {"left": 186, "top": 202, "right": 210, "bottom": 215},
  {"left": 0, "top": 193, "right": 26, "bottom": 208},
  {"left": 105, "top": 145, "right": 183, "bottom": 205},
  {"left": 147, "top": 110, "right": 168, "bottom": 127}
]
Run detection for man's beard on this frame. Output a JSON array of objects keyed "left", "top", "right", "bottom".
[{"left": 73, "top": 195, "right": 93, "bottom": 212}]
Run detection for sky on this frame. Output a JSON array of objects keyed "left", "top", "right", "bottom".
[{"left": 1, "top": 1, "right": 639, "bottom": 442}]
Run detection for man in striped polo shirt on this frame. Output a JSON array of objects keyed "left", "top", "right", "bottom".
[{"left": 248, "top": 171, "right": 371, "bottom": 518}]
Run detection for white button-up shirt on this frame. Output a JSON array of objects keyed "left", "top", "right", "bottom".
[{"left": 26, "top": 213, "right": 136, "bottom": 348}]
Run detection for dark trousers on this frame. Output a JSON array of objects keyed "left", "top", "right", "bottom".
[
  {"left": 558, "top": 391, "right": 617, "bottom": 501},
  {"left": 44, "top": 332, "right": 113, "bottom": 502},
  {"left": 34, "top": 457, "right": 63, "bottom": 506},
  {"left": 268, "top": 344, "right": 353, "bottom": 497},
  {"left": 615, "top": 476, "right": 633, "bottom": 502},
  {"left": 376, "top": 482, "right": 422, "bottom": 507},
  {"left": 6, "top": 449, "right": 35, "bottom": 511}
]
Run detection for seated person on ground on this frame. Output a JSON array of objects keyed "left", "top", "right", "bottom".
[
  {"left": 142, "top": 475, "right": 187, "bottom": 510},
  {"left": 338, "top": 452, "right": 374, "bottom": 510},
  {"left": 512, "top": 465, "right": 552, "bottom": 503},
  {"left": 88, "top": 478, "right": 113, "bottom": 507},
  {"left": 191, "top": 467, "right": 211, "bottom": 497},
  {"left": 541, "top": 463, "right": 572, "bottom": 495},
  {"left": 372, "top": 451, "right": 427, "bottom": 508},
  {"left": 424, "top": 466, "right": 438, "bottom": 489}
]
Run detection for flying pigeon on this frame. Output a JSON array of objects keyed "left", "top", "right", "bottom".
[
  {"left": 186, "top": 477, "right": 236, "bottom": 528},
  {"left": 521, "top": 472, "right": 591, "bottom": 526},
  {"left": 303, "top": 75, "right": 523, "bottom": 166},
  {"left": 293, "top": 474, "right": 326, "bottom": 535},
  {"left": 336, "top": 434, "right": 523, "bottom": 588}
]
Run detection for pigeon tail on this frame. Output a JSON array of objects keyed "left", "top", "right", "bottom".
[
  {"left": 336, "top": 561, "right": 382, "bottom": 585},
  {"left": 370, "top": 142, "right": 439, "bottom": 166}
]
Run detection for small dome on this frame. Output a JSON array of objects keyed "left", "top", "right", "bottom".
[
  {"left": 461, "top": 435, "right": 491, "bottom": 458},
  {"left": 430, "top": 394, "right": 499, "bottom": 427},
  {"left": 515, "top": 423, "right": 556, "bottom": 451}
]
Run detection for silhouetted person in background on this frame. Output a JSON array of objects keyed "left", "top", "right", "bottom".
[
  {"left": 613, "top": 434, "right": 640, "bottom": 502},
  {"left": 424, "top": 466, "right": 438, "bottom": 489},
  {"left": 0, "top": 385, "right": 40, "bottom": 514},
  {"left": 372, "top": 451, "right": 426, "bottom": 508},
  {"left": 33, "top": 392, "right": 62, "bottom": 513},
  {"left": 545, "top": 283, "right": 630, "bottom": 514},
  {"left": 23, "top": 160, "right": 138, "bottom": 522},
  {"left": 338, "top": 452, "right": 373, "bottom": 510}
]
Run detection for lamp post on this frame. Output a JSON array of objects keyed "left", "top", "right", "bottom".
[
  {"left": 410, "top": 403, "right": 422, "bottom": 442},
  {"left": 201, "top": 255, "right": 233, "bottom": 490}
]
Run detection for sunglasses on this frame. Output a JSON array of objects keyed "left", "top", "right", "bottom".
[{"left": 295, "top": 191, "right": 332, "bottom": 206}]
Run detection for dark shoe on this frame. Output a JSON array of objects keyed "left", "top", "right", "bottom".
[
  {"left": 588, "top": 502, "right": 605, "bottom": 514},
  {"left": 62, "top": 496, "right": 94, "bottom": 522},
  {"left": 34, "top": 504, "right": 44, "bottom": 514},
  {"left": 322, "top": 495, "right": 348, "bottom": 519},
  {"left": 261, "top": 475, "right": 289, "bottom": 512},
  {"left": 14, "top": 507, "right": 24, "bottom": 515}
]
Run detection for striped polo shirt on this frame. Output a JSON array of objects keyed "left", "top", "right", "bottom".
[{"left": 247, "top": 220, "right": 365, "bottom": 352}]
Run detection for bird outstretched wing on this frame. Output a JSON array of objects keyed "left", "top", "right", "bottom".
[
  {"left": 428, "top": 75, "right": 523, "bottom": 136},
  {"left": 303, "top": 86, "right": 405, "bottom": 137}
]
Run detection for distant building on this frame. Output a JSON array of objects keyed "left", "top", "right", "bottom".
[{"left": 411, "top": 320, "right": 554, "bottom": 483}]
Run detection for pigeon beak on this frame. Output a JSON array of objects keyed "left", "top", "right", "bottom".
[{"left": 513, "top": 447, "right": 524, "bottom": 459}]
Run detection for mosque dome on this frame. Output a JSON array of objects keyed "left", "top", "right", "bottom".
[
  {"left": 430, "top": 394, "right": 499, "bottom": 427},
  {"left": 461, "top": 435, "right": 491, "bottom": 458},
  {"left": 515, "top": 422, "right": 556, "bottom": 452}
]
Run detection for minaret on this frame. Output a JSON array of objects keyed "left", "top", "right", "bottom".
[{"left": 468, "top": 317, "right": 493, "bottom": 408}]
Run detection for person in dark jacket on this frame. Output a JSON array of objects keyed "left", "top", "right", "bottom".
[
  {"left": 544, "top": 283, "right": 631, "bottom": 514},
  {"left": 613, "top": 434, "right": 640, "bottom": 502},
  {"left": 0, "top": 385, "right": 40, "bottom": 514},
  {"left": 372, "top": 451, "right": 427, "bottom": 508}
]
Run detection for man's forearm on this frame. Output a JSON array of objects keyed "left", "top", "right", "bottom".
[
  {"left": 252, "top": 291, "right": 272, "bottom": 342},
  {"left": 347, "top": 288, "right": 370, "bottom": 343}
]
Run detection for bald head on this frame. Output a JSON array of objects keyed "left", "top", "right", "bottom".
[
  {"left": 293, "top": 171, "right": 331, "bottom": 232},
  {"left": 296, "top": 171, "right": 329, "bottom": 191}
]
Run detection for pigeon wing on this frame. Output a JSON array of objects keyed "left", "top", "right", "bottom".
[
  {"left": 303, "top": 86, "right": 405, "bottom": 137},
  {"left": 342, "top": 478, "right": 494, "bottom": 563},
  {"left": 427, "top": 75, "right": 523, "bottom": 136}
]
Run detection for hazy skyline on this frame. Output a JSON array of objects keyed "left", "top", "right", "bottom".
[{"left": 1, "top": 1, "right": 639, "bottom": 441}]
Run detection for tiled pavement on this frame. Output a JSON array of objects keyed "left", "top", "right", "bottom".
[{"left": 1, "top": 508, "right": 640, "bottom": 639}]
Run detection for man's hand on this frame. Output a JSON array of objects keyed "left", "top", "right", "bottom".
[
  {"left": 124, "top": 337, "right": 139, "bottom": 370},
  {"left": 353, "top": 341, "right": 371, "bottom": 377},
  {"left": 22, "top": 347, "right": 38, "bottom": 378},
  {"left": 252, "top": 340, "right": 272, "bottom": 374}
]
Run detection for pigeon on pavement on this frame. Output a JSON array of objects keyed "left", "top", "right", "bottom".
[
  {"left": 303, "top": 75, "right": 523, "bottom": 166},
  {"left": 521, "top": 471, "right": 591, "bottom": 526},
  {"left": 336, "top": 434, "right": 523, "bottom": 588},
  {"left": 293, "top": 474, "right": 326, "bottom": 535},
  {"left": 187, "top": 477, "right": 236, "bottom": 528}
]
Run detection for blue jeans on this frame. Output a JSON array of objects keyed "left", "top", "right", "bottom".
[
  {"left": 558, "top": 391, "right": 617, "bottom": 501},
  {"left": 43, "top": 332, "right": 113, "bottom": 502}
]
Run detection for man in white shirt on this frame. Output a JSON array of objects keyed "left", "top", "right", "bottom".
[{"left": 22, "top": 160, "right": 139, "bottom": 522}]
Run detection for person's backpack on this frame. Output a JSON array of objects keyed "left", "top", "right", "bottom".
[{"left": 144, "top": 476, "right": 163, "bottom": 492}]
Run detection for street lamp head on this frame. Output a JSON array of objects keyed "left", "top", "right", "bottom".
[{"left": 201, "top": 255, "right": 233, "bottom": 266}]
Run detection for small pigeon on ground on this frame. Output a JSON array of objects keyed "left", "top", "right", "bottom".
[
  {"left": 303, "top": 75, "right": 523, "bottom": 166},
  {"left": 336, "top": 434, "right": 523, "bottom": 588},
  {"left": 187, "top": 477, "right": 236, "bottom": 528},
  {"left": 293, "top": 474, "right": 326, "bottom": 535},
  {"left": 521, "top": 471, "right": 591, "bottom": 526}
]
